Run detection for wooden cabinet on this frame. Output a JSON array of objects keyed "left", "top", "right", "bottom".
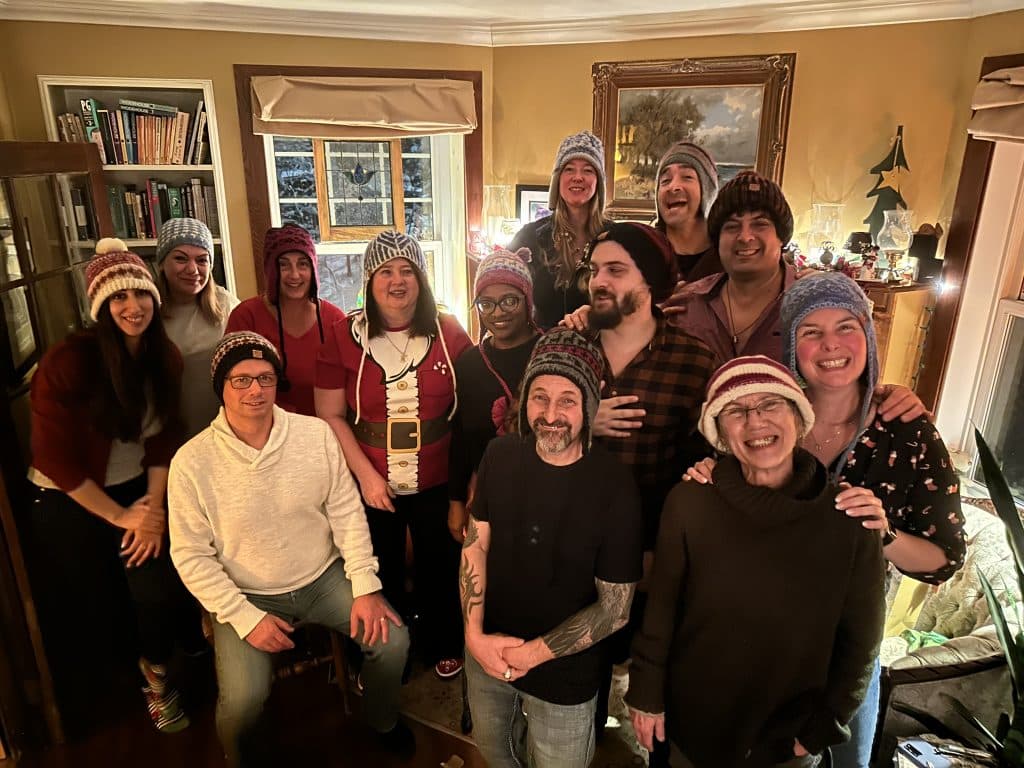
[{"left": 857, "top": 281, "right": 936, "bottom": 391}]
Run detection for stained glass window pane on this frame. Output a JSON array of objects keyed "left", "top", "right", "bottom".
[{"left": 325, "top": 141, "right": 394, "bottom": 228}]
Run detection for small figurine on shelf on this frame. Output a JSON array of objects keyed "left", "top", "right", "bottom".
[{"left": 859, "top": 246, "right": 880, "bottom": 280}]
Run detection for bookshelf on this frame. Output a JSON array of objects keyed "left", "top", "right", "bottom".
[{"left": 38, "top": 76, "right": 236, "bottom": 293}]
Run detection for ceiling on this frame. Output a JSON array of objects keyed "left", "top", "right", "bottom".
[{"left": 2, "top": 0, "right": 1023, "bottom": 46}]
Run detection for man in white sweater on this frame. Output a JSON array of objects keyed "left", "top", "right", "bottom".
[{"left": 169, "top": 332, "right": 412, "bottom": 766}]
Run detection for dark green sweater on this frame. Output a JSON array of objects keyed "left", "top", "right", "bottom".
[{"left": 626, "top": 450, "right": 885, "bottom": 767}]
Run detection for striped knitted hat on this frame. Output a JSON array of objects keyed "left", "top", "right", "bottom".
[
  {"left": 654, "top": 141, "right": 720, "bottom": 223},
  {"left": 474, "top": 246, "right": 533, "bottom": 305},
  {"left": 86, "top": 238, "right": 161, "bottom": 321},
  {"left": 210, "top": 331, "right": 283, "bottom": 403},
  {"left": 707, "top": 170, "right": 794, "bottom": 247},
  {"left": 699, "top": 355, "right": 815, "bottom": 450},
  {"left": 549, "top": 130, "right": 607, "bottom": 211},
  {"left": 518, "top": 328, "right": 604, "bottom": 452},
  {"left": 156, "top": 217, "right": 214, "bottom": 265},
  {"left": 362, "top": 230, "right": 428, "bottom": 299}
]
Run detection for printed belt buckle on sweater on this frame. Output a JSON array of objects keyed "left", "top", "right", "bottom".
[{"left": 387, "top": 417, "right": 421, "bottom": 454}]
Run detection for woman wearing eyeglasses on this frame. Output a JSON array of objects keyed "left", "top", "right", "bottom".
[
  {"left": 626, "top": 355, "right": 886, "bottom": 768},
  {"left": 448, "top": 247, "right": 540, "bottom": 545}
]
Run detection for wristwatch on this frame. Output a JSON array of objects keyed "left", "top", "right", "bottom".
[{"left": 882, "top": 523, "right": 900, "bottom": 547}]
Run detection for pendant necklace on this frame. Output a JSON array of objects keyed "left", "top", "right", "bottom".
[
  {"left": 809, "top": 419, "right": 855, "bottom": 453},
  {"left": 384, "top": 330, "right": 413, "bottom": 362},
  {"left": 723, "top": 283, "right": 774, "bottom": 345}
]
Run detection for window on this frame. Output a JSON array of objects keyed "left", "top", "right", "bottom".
[{"left": 265, "top": 134, "right": 466, "bottom": 325}]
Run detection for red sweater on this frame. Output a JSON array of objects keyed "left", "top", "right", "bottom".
[
  {"left": 226, "top": 297, "right": 346, "bottom": 417},
  {"left": 29, "top": 332, "right": 183, "bottom": 492},
  {"left": 317, "top": 312, "right": 472, "bottom": 493}
]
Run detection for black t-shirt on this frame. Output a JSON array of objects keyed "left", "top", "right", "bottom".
[
  {"left": 448, "top": 336, "right": 539, "bottom": 502},
  {"left": 473, "top": 434, "right": 643, "bottom": 704}
]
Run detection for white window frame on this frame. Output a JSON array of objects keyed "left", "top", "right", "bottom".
[{"left": 263, "top": 133, "right": 468, "bottom": 328}]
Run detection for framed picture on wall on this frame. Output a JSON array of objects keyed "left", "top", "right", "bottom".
[
  {"left": 515, "top": 184, "right": 550, "bottom": 224},
  {"left": 592, "top": 53, "right": 796, "bottom": 220}
]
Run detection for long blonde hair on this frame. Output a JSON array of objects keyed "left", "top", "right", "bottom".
[
  {"left": 157, "top": 270, "right": 227, "bottom": 325},
  {"left": 549, "top": 195, "right": 609, "bottom": 291}
]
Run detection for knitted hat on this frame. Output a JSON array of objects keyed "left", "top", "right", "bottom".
[
  {"left": 781, "top": 271, "right": 879, "bottom": 477},
  {"left": 210, "top": 331, "right": 283, "bottom": 403},
  {"left": 707, "top": 171, "right": 794, "bottom": 247},
  {"left": 263, "top": 224, "right": 320, "bottom": 304},
  {"left": 586, "top": 222, "right": 676, "bottom": 302},
  {"left": 474, "top": 246, "right": 533, "bottom": 303},
  {"left": 363, "top": 230, "right": 428, "bottom": 297},
  {"left": 549, "top": 130, "right": 607, "bottom": 211},
  {"left": 155, "top": 217, "right": 214, "bottom": 265},
  {"left": 653, "top": 141, "right": 720, "bottom": 223},
  {"left": 85, "top": 238, "right": 161, "bottom": 321},
  {"left": 699, "top": 355, "right": 815, "bottom": 451},
  {"left": 518, "top": 328, "right": 604, "bottom": 452}
]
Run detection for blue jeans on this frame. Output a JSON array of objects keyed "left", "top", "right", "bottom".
[
  {"left": 212, "top": 559, "right": 409, "bottom": 767},
  {"left": 831, "top": 657, "right": 881, "bottom": 768},
  {"left": 465, "top": 653, "right": 596, "bottom": 768}
]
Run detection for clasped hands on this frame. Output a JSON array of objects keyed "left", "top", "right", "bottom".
[
  {"left": 465, "top": 630, "right": 547, "bottom": 682},
  {"left": 118, "top": 494, "right": 165, "bottom": 568}
]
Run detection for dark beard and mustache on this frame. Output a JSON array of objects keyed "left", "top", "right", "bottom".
[
  {"left": 588, "top": 288, "right": 641, "bottom": 330},
  {"left": 531, "top": 418, "right": 577, "bottom": 455}
]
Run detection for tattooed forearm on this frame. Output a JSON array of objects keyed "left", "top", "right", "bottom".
[
  {"left": 463, "top": 516, "right": 480, "bottom": 549},
  {"left": 541, "top": 580, "right": 636, "bottom": 658},
  {"left": 459, "top": 554, "right": 483, "bottom": 625}
]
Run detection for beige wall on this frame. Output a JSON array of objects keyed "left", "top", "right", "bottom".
[
  {"left": 2, "top": 13, "right": 1023, "bottom": 294},
  {"left": 0, "top": 21, "right": 492, "bottom": 298}
]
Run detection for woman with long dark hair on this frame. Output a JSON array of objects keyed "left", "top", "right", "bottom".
[
  {"left": 316, "top": 230, "right": 472, "bottom": 679},
  {"left": 509, "top": 130, "right": 612, "bottom": 329},
  {"left": 29, "top": 238, "right": 197, "bottom": 734}
]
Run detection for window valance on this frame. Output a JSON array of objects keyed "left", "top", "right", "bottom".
[{"left": 969, "top": 66, "right": 1024, "bottom": 144}]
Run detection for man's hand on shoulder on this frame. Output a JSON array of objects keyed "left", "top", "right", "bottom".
[
  {"left": 594, "top": 393, "right": 645, "bottom": 438},
  {"left": 350, "top": 591, "right": 403, "bottom": 646},
  {"left": 245, "top": 614, "right": 295, "bottom": 652},
  {"left": 660, "top": 279, "right": 690, "bottom": 319}
]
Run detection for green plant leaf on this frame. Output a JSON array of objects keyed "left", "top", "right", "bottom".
[
  {"left": 940, "top": 692, "right": 1003, "bottom": 753},
  {"left": 974, "top": 428, "right": 1024, "bottom": 577},
  {"left": 980, "top": 568, "right": 1022, "bottom": 694}
]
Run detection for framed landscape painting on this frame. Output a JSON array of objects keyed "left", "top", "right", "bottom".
[{"left": 592, "top": 53, "right": 796, "bottom": 220}]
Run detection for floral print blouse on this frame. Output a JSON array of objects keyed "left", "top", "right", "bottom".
[{"left": 836, "top": 414, "right": 966, "bottom": 585}]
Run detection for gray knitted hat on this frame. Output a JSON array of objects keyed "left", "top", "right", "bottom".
[
  {"left": 549, "top": 130, "right": 606, "bottom": 212},
  {"left": 518, "top": 328, "right": 604, "bottom": 452},
  {"left": 156, "top": 217, "right": 214, "bottom": 265},
  {"left": 362, "top": 230, "right": 428, "bottom": 299},
  {"left": 653, "top": 141, "right": 720, "bottom": 223}
]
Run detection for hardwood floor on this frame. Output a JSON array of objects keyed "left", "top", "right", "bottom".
[{"left": 15, "top": 664, "right": 486, "bottom": 768}]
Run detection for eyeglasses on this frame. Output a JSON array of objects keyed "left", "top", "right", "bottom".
[
  {"left": 474, "top": 295, "right": 522, "bottom": 315},
  {"left": 227, "top": 373, "right": 279, "bottom": 390},
  {"left": 718, "top": 397, "right": 791, "bottom": 425}
]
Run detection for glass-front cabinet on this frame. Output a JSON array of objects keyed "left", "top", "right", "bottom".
[{"left": 0, "top": 140, "right": 110, "bottom": 757}]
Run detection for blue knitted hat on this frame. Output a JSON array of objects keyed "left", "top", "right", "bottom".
[{"left": 781, "top": 272, "right": 878, "bottom": 477}]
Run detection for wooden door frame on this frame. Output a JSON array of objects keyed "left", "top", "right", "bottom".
[
  {"left": 916, "top": 53, "right": 1024, "bottom": 410},
  {"left": 233, "top": 64, "right": 484, "bottom": 301}
]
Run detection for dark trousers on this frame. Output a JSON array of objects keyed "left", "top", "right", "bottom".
[{"left": 365, "top": 483, "right": 463, "bottom": 663}]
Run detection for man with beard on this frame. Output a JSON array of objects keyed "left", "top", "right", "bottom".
[{"left": 460, "top": 329, "right": 643, "bottom": 768}]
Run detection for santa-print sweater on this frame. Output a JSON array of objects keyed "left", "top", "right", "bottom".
[{"left": 168, "top": 405, "right": 381, "bottom": 638}]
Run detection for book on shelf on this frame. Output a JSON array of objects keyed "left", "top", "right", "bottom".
[
  {"left": 203, "top": 185, "right": 221, "bottom": 237},
  {"left": 185, "top": 100, "right": 204, "bottom": 166},
  {"left": 96, "top": 109, "right": 116, "bottom": 162},
  {"left": 119, "top": 98, "right": 177, "bottom": 117},
  {"left": 69, "top": 186, "right": 94, "bottom": 240},
  {"left": 106, "top": 184, "right": 128, "bottom": 239},
  {"left": 79, "top": 98, "right": 106, "bottom": 164},
  {"left": 192, "top": 109, "right": 208, "bottom": 164},
  {"left": 167, "top": 186, "right": 184, "bottom": 219},
  {"left": 108, "top": 180, "right": 218, "bottom": 241}
]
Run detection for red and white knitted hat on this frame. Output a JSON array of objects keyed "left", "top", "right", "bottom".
[
  {"left": 85, "top": 237, "right": 161, "bottom": 321},
  {"left": 699, "top": 355, "right": 815, "bottom": 449}
]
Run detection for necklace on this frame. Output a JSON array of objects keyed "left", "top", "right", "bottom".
[
  {"left": 808, "top": 419, "right": 855, "bottom": 453},
  {"left": 383, "top": 330, "right": 413, "bottom": 362},
  {"left": 722, "top": 281, "right": 783, "bottom": 345}
]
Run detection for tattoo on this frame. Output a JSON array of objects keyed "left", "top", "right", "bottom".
[
  {"left": 463, "top": 516, "right": 480, "bottom": 549},
  {"left": 459, "top": 554, "right": 483, "bottom": 624},
  {"left": 542, "top": 580, "right": 636, "bottom": 658}
]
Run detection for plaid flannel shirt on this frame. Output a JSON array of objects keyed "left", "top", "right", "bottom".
[{"left": 596, "top": 311, "right": 717, "bottom": 546}]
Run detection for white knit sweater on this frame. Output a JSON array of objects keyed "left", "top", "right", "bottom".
[{"left": 169, "top": 405, "right": 381, "bottom": 638}]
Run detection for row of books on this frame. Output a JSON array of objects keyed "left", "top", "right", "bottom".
[
  {"left": 107, "top": 178, "right": 221, "bottom": 241},
  {"left": 56, "top": 98, "right": 209, "bottom": 166}
]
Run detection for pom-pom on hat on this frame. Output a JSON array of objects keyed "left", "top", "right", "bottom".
[
  {"left": 707, "top": 170, "right": 794, "bottom": 248},
  {"left": 155, "top": 217, "right": 214, "bottom": 265},
  {"left": 586, "top": 222, "right": 677, "bottom": 303},
  {"left": 210, "top": 331, "right": 283, "bottom": 403},
  {"left": 518, "top": 328, "right": 604, "bottom": 452},
  {"left": 549, "top": 130, "right": 607, "bottom": 212},
  {"left": 653, "top": 141, "right": 720, "bottom": 223},
  {"left": 699, "top": 355, "right": 815, "bottom": 451},
  {"left": 85, "top": 237, "right": 161, "bottom": 321}
]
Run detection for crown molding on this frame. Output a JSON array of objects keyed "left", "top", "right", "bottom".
[{"left": 2, "top": 0, "right": 1022, "bottom": 47}]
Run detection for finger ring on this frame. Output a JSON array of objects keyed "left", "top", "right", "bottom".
[
  {"left": 503, "top": 667, "right": 512, "bottom": 680},
  {"left": 379, "top": 617, "right": 387, "bottom": 623}
]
